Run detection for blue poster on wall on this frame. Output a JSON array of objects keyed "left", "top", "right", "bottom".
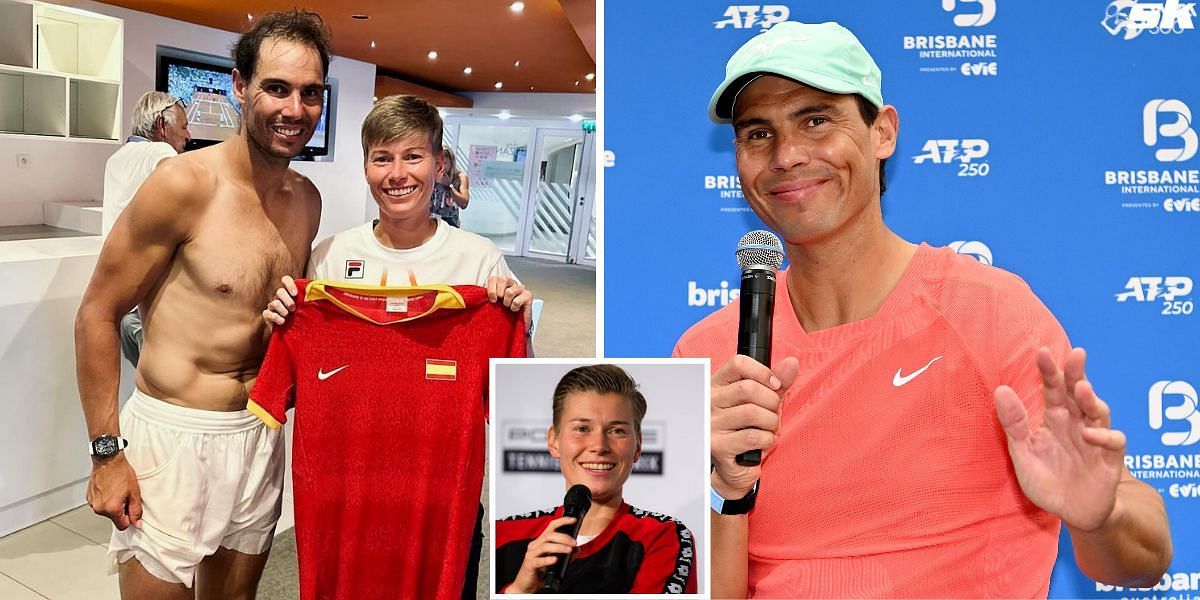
[{"left": 604, "top": 1, "right": 1198, "bottom": 597}]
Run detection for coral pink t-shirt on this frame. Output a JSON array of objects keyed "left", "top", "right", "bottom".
[{"left": 675, "top": 243, "right": 1070, "bottom": 598}]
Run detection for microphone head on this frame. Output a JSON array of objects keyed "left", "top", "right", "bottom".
[
  {"left": 736, "top": 230, "right": 785, "bottom": 271},
  {"left": 563, "top": 484, "right": 592, "bottom": 517}
]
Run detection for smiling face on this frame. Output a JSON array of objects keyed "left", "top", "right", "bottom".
[
  {"left": 364, "top": 133, "right": 444, "bottom": 222},
  {"left": 732, "top": 75, "right": 897, "bottom": 246},
  {"left": 232, "top": 38, "right": 326, "bottom": 161},
  {"left": 548, "top": 390, "right": 642, "bottom": 506}
]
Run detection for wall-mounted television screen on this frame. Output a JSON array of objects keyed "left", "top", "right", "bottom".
[{"left": 155, "top": 49, "right": 334, "bottom": 159}]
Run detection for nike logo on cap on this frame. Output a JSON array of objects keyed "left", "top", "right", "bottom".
[
  {"left": 317, "top": 365, "right": 348, "bottom": 381},
  {"left": 893, "top": 356, "right": 943, "bottom": 387}
]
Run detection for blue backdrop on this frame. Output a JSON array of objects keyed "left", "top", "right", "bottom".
[{"left": 603, "top": 1, "right": 1199, "bottom": 596}]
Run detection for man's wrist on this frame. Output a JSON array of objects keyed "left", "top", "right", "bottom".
[{"left": 710, "top": 470, "right": 753, "bottom": 500}]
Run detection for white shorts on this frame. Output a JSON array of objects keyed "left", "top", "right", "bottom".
[{"left": 107, "top": 389, "right": 284, "bottom": 587}]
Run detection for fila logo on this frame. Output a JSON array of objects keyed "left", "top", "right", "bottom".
[
  {"left": 1115, "top": 276, "right": 1194, "bottom": 302},
  {"left": 713, "top": 5, "right": 789, "bottom": 30},
  {"left": 345, "top": 259, "right": 365, "bottom": 279},
  {"left": 317, "top": 365, "right": 348, "bottom": 381},
  {"left": 1102, "top": 0, "right": 1196, "bottom": 39},
  {"left": 893, "top": 356, "right": 943, "bottom": 387},
  {"left": 943, "top": 0, "right": 997, "bottom": 27},
  {"left": 1144, "top": 99, "right": 1198, "bottom": 162},
  {"left": 1149, "top": 380, "right": 1200, "bottom": 446}
]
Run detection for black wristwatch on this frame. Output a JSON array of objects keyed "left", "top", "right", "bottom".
[
  {"left": 710, "top": 480, "right": 758, "bottom": 515},
  {"left": 88, "top": 434, "right": 128, "bottom": 459}
]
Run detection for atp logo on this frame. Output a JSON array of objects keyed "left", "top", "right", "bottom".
[
  {"left": 1115, "top": 276, "right": 1193, "bottom": 302},
  {"left": 714, "top": 5, "right": 789, "bottom": 31},
  {"left": 1144, "top": 99, "right": 1198, "bottom": 162},
  {"left": 913, "top": 139, "right": 991, "bottom": 176},
  {"left": 943, "top": 0, "right": 996, "bottom": 26},
  {"left": 1102, "top": 0, "right": 1196, "bottom": 39},
  {"left": 1149, "top": 380, "right": 1200, "bottom": 446},
  {"left": 947, "top": 240, "right": 993, "bottom": 265}
]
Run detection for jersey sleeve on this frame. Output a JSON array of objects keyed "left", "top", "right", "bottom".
[
  {"left": 248, "top": 325, "right": 297, "bottom": 429},
  {"left": 629, "top": 518, "right": 697, "bottom": 594},
  {"left": 307, "top": 235, "right": 334, "bottom": 279},
  {"left": 995, "top": 279, "right": 1072, "bottom": 429}
]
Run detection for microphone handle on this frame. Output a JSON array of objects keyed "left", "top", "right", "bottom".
[
  {"left": 541, "top": 512, "right": 585, "bottom": 592},
  {"left": 736, "top": 269, "right": 775, "bottom": 466}
]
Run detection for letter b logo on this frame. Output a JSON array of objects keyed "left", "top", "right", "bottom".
[
  {"left": 1149, "top": 380, "right": 1200, "bottom": 446},
  {"left": 1144, "top": 99, "right": 1199, "bottom": 162},
  {"left": 943, "top": 0, "right": 996, "bottom": 26}
]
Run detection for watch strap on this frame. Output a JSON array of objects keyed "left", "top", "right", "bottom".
[{"left": 710, "top": 480, "right": 758, "bottom": 515}]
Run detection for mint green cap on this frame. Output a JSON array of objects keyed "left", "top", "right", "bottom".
[{"left": 709, "top": 21, "right": 884, "bottom": 124}]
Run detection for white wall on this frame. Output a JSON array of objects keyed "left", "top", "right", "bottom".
[
  {"left": 491, "top": 360, "right": 708, "bottom": 592},
  {"left": 463, "top": 92, "right": 595, "bottom": 116},
  {"left": 0, "top": 0, "right": 377, "bottom": 238}
]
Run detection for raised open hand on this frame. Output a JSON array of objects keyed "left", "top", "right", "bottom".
[{"left": 995, "top": 347, "right": 1127, "bottom": 532}]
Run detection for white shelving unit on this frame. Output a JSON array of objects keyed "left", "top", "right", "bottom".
[{"left": 0, "top": 0, "right": 122, "bottom": 140}]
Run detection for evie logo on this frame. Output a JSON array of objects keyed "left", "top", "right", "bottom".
[{"left": 345, "top": 260, "right": 364, "bottom": 279}]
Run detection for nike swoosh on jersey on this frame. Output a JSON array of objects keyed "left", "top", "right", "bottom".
[
  {"left": 892, "top": 356, "right": 943, "bottom": 387},
  {"left": 317, "top": 365, "right": 349, "bottom": 381}
]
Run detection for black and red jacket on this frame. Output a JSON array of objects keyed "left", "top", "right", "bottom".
[{"left": 495, "top": 502, "right": 696, "bottom": 594}]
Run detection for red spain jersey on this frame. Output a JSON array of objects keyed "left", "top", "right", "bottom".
[
  {"left": 675, "top": 244, "right": 1070, "bottom": 598},
  {"left": 495, "top": 503, "right": 697, "bottom": 594},
  {"left": 249, "top": 280, "right": 526, "bottom": 600}
]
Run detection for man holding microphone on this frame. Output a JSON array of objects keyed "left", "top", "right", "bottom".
[{"left": 674, "top": 21, "right": 1172, "bottom": 598}]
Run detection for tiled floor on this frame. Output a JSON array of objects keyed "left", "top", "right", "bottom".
[{"left": 0, "top": 468, "right": 296, "bottom": 599}]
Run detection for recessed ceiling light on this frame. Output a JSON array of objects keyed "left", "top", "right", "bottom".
[
  {"left": 372, "top": 96, "right": 378, "bottom": 102},
  {"left": 370, "top": 41, "right": 377, "bottom": 49},
  {"left": 351, "top": 14, "right": 369, "bottom": 20},
  {"left": 246, "top": 12, "right": 252, "bottom": 21},
  {"left": 585, "top": 73, "right": 595, "bottom": 81},
  {"left": 568, "top": 114, "right": 584, "bottom": 122},
  {"left": 514, "top": 60, "right": 521, "bottom": 68},
  {"left": 510, "top": 2, "right": 525, "bottom": 13},
  {"left": 529, "top": 85, "right": 534, "bottom": 91},
  {"left": 463, "top": 67, "right": 473, "bottom": 75},
  {"left": 498, "top": 110, "right": 512, "bottom": 120},
  {"left": 574, "top": 80, "right": 580, "bottom": 86},
  {"left": 428, "top": 50, "right": 438, "bottom": 60},
  {"left": 494, "top": 81, "right": 503, "bottom": 89}
]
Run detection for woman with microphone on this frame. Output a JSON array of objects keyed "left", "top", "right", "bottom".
[{"left": 494, "top": 364, "right": 697, "bottom": 594}]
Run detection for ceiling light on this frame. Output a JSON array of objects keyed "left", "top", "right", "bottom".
[
  {"left": 568, "top": 114, "right": 584, "bottom": 122},
  {"left": 514, "top": 60, "right": 521, "bottom": 68},
  {"left": 510, "top": 2, "right": 525, "bottom": 13},
  {"left": 498, "top": 111, "right": 512, "bottom": 120},
  {"left": 246, "top": 12, "right": 252, "bottom": 21},
  {"left": 372, "top": 96, "right": 377, "bottom": 102},
  {"left": 370, "top": 41, "right": 376, "bottom": 48},
  {"left": 585, "top": 73, "right": 595, "bottom": 81},
  {"left": 463, "top": 67, "right": 473, "bottom": 75},
  {"left": 428, "top": 50, "right": 438, "bottom": 60},
  {"left": 494, "top": 81, "right": 504, "bottom": 89},
  {"left": 351, "top": 14, "right": 369, "bottom": 20},
  {"left": 574, "top": 80, "right": 580, "bottom": 86}
]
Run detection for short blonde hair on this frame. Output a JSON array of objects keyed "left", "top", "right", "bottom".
[
  {"left": 361, "top": 95, "right": 442, "bottom": 157},
  {"left": 552, "top": 365, "right": 648, "bottom": 438}
]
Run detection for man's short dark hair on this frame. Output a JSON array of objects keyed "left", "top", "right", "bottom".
[
  {"left": 232, "top": 10, "right": 332, "bottom": 82},
  {"left": 853, "top": 94, "right": 888, "bottom": 196}
]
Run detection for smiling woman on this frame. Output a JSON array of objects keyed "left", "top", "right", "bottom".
[{"left": 493, "top": 364, "right": 700, "bottom": 595}]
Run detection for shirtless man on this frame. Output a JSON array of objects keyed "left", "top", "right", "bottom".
[{"left": 74, "top": 11, "right": 330, "bottom": 599}]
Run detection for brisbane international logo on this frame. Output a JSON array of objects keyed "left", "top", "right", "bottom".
[{"left": 902, "top": 0, "right": 998, "bottom": 77}]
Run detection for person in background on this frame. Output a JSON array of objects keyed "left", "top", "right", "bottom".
[
  {"left": 101, "top": 90, "right": 191, "bottom": 367},
  {"left": 430, "top": 144, "right": 469, "bottom": 227}
]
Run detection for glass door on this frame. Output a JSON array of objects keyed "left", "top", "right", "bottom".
[{"left": 522, "top": 129, "right": 585, "bottom": 262}]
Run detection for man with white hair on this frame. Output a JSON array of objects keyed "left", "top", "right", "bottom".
[{"left": 101, "top": 91, "right": 191, "bottom": 366}]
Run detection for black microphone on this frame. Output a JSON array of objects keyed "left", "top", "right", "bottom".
[
  {"left": 541, "top": 484, "right": 592, "bottom": 593},
  {"left": 735, "top": 230, "right": 785, "bottom": 466}
]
